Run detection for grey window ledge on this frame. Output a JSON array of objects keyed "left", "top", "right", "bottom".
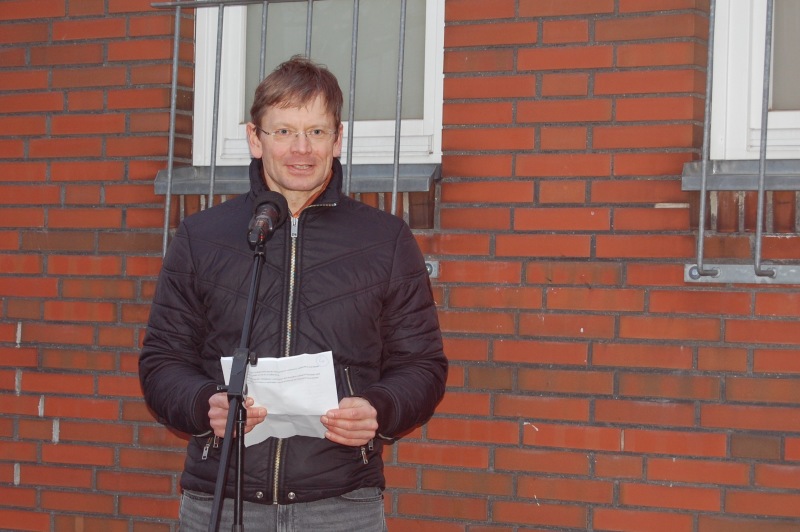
[
  {"left": 682, "top": 159, "right": 800, "bottom": 191},
  {"left": 155, "top": 163, "right": 441, "bottom": 196}
]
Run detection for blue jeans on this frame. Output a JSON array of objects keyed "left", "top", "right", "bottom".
[{"left": 179, "top": 487, "right": 387, "bottom": 532}]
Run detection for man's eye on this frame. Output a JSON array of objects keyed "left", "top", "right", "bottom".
[
  {"left": 308, "top": 129, "right": 326, "bottom": 138},
  {"left": 274, "top": 129, "right": 292, "bottom": 137}
]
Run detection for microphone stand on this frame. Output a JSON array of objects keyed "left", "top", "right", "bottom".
[{"left": 208, "top": 237, "right": 267, "bottom": 532}]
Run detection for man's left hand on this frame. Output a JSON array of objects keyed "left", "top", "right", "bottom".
[{"left": 321, "top": 397, "right": 378, "bottom": 447}]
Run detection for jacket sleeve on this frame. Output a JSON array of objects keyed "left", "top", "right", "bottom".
[
  {"left": 138, "top": 223, "right": 219, "bottom": 436},
  {"left": 359, "top": 223, "right": 447, "bottom": 438}
]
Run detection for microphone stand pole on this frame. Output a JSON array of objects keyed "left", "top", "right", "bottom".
[{"left": 208, "top": 238, "right": 267, "bottom": 532}]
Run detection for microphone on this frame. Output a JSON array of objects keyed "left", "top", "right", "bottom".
[{"left": 247, "top": 192, "right": 289, "bottom": 247}]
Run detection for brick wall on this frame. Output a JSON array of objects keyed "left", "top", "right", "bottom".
[{"left": 2, "top": 0, "right": 800, "bottom": 530}]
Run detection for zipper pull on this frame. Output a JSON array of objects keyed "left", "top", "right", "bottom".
[
  {"left": 291, "top": 216, "right": 298, "bottom": 238},
  {"left": 202, "top": 437, "right": 212, "bottom": 460},
  {"left": 212, "top": 435, "right": 220, "bottom": 448},
  {"left": 360, "top": 446, "right": 369, "bottom": 464}
]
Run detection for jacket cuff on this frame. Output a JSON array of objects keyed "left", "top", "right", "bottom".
[
  {"left": 359, "top": 387, "right": 396, "bottom": 437},
  {"left": 191, "top": 382, "right": 219, "bottom": 435}
]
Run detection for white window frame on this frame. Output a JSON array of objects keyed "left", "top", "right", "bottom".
[
  {"left": 710, "top": 0, "right": 800, "bottom": 160},
  {"left": 192, "top": 1, "right": 444, "bottom": 167}
]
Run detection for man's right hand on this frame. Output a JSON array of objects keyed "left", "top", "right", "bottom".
[{"left": 208, "top": 392, "right": 267, "bottom": 438}]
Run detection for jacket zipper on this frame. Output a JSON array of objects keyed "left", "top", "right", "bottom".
[
  {"left": 273, "top": 204, "right": 337, "bottom": 504},
  {"left": 344, "top": 366, "right": 372, "bottom": 464},
  {"left": 272, "top": 217, "right": 298, "bottom": 504}
]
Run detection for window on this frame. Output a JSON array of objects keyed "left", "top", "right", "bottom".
[
  {"left": 710, "top": 0, "right": 800, "bottom": 160},
  {"left": 192, "top": 0, "right": 444, "bottom": 168}
]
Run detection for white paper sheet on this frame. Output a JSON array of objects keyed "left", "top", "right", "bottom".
[{"left": 220, "top": 351, "right": 340, "bottom": 446}]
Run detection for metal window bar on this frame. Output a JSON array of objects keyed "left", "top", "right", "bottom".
[
  {"left": 684, "top": 0, "right": 800, "bottom": 284},
  {"left": 152, "top": 0, "right": 411, "bottom": 256}
]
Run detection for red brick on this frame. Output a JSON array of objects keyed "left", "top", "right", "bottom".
[
  {"left": 428, "top": 418, "right": 519, "bottom": 444},
  {"left": 520, "top": 312, "right": 614, "bottom": 339},
  {"left": 524, "top": 422, "right": 621, "bottom": 452},
  {"left": 29, "top": 137, "right": 103, "bottom": 158},
  {"left": 59, "top": 421, "right": 134, "bottom": 445},
  {"left": 649, "top": 289, "right": 751, "bottom": 315},
  {"left": 624, "top": 429, "right": 727, "bottom": 457},
  {"left": 0, "top": 92, "right": 64, "bottom": 113},
  {"left": 438, "top": 260, "right": 522, "bottom": 284},
  {"left": 519, "top": 368, "right": 613, "bottom": 395},
  {"left": 97, "top": 375, "right": 143, "bottom": 398},
  {"left": 440, "top": 207, "right": 511, "bottom": 230},
  {"left": 594, "top": 454, "right": 644, "bottom": 479},
  {"left": 41, "top": 443, "right": 115, "bottom": 466},
  {"left": 596, "top": 69, "right": 705, "bottom": 95},
  {"left": 526, "top": 260, "right": 622, "bottom": 285},
  {"left": 442, "top": 337, "right": 488, "bottom": 362},
  {"left": 47, "top": 208, "right": 123, "bottom": 229},
  {"left": 443, "top": 75, "right": 536, "bottom": 99},
  {"left": 520, "top": 0, "right": 615, "bottom": 16},
  {"left": 595, "top": 124, "right": 700, "bottom": 150},
  {"left": 47, "top": 255, "right": 122, "bottom": 276},
  {"left": 22, "top": 372, "right": 94, "bottom": 395},
  {"left": 541, "top": 73, "right": 589, "bottom": 97},
  {"left": 514, "top": 207, "right": 611, "bottom": 231},
  {"left": 443, "top": 127, "right": 534, "bottom": 151},
  {"left": 648, "top": 457, "right": 749, "bottom": 486},
  {"left": 520, "top": 476, "right": 612, "bottom": 505},
  {"left": 615, "top": 206, "right": 691, "bottom": 231},
  {"left": 0, "top": 0, "right": 66, "bottom": 20},
  {"left": 51, "top": 113, "right": 126, "bottom": 135},
  {"left": 444, "top": 49, "right": 514, "bottom": 73},
  {"left": 540, "top": 126, "right": 587, "bottom": 150},
  {"left": 619, "top": 372, "right": 720, "bottom": 400},
  {"left": 422, "top": 470, "right": 513, "bottom": 496},
  {"left": 438, "top": 310, "right": 515, "bottom": 335},
  {"left": 97, "top": 471, "right": 174, "bottom": 494},
  {"left": 442, "top": 102, "right": 513, "bottom": 126},
  {"left": 538, "top": 180, "right": 587, "bottom": 204},
  {"left": 495, "top": 395, "right": 589, "bottom": 422},
  {"left": 0, "top": 277, "right": 58, "bottom": 297},
  {"left": 699, "top": 515, "right": 800, "bottom": 532},
  {"left": 0, "top": 162, "right": 48, "bottom": 181},
  {"left": 398, "top": 493, "right": 487, "bottom": 521},
  {"left": 726, "top": 377, "right": 800, "bottom": 405},
  {"left": 495, "top": 500, "right": 586, "bottom": 528},
  {"left": 754, "top": 349, "right": 800, "bottom": 374},
  {"left": 42, "top": 490, "right": 115, "bottom": 514},
  {"left": 441, "top": 181, "right": 533, "bottom": 203},
  {"left": 725, "top": 319, "right": 800, "bottom": 346},
  {"left": 19, "top": 465, "right": 93, "bottom": 489},
  {"left": 621, "top": 483, "right": 720, "bottom": 512},
  {"left": 493, "top": 339, "right": 589, "bottom": 366},
  {"left": 596, "top": 399, "right": 695, "bottom": 427},
  {"left": 436, "top": 391, "right": 490, "bottom": 416},
  {"left": 595, "top": 508, "right": 694, "bottom": 532},
  {"left": 543, "top": 19, "right": 589, "bottom": 44},
  {"left": 496, "top": 448, "right": 590, "bottom": 475},
  {"left": 594, "top": 342, "right": 693, "bottom": 370},
  {"left": 519, "top": 45, "right": 613, "bottom": 71},
  {"left": 0, "top": 70, "right": 49, "bottom": 91},
  {"left": 596, "top": 235, "right": 695, "bottom": 258},
  {"left": 446, "top": 21, "right": 537, "bottom": 47},
  {"left": 725, "top": 491, "right": 800, "bottom": 519},
  {"left": 626, "top": 262, "right": 686, "bottom": 286},
  {"left": 0, "top": 23, "right": 49, "bottom": 44},
  {"left": 446, "top": 0, "right": 515, "bottom": 21},
  {"left": 547, "top": 287, "right": 644, "bottom": 312},
  {"left": 30, "top": 44, "right": 104, "bottom": 65},
  {"left": 615, "top": 152, "right": 695, "bottom": 177},
  {"left": 496, "top": 234, "right": 592, "bottom": 258},
  {"left": 441, "top": 154, "right": 513, "bottom": 177},
  {"left": 620, "top": 315, "right": 720, "bottom": 342},
  {"left": 519, "top": 99, "right": 612, "bottom": 124},
  {"left": 51, "top": 160, "right": 124, "bottom": 181},
  {"left": 596, "top": 14, "right": 707, "bottom": 41},
  {"left": 22, "top": 323, "right": 94, "bottom": 346},
  {"left": 755, "top": 292, "right": 800, "bottom": 317},
  {"left": 398, "top": 442, "right": 489, "bottom": 469},
  {"left": 415, "top": 233, "right": 490, "bottom": 256},
  {"left": 702, "top": 404, "right": 800, "bottom": 432},
  {"left": 517, "top": 153, "right": 611, "bottom": 177},
  {"left": 107, "top": 88, "right": 171, "bottom": 110},
  {"left": 449, "top": 286, "right": 542, "bottom": 309}
]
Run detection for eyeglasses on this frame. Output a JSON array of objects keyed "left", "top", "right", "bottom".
[{"left": 254, "top": 126, "right": 336, "bottom": 144}]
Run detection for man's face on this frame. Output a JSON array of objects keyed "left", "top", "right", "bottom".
[{"left": 247, "top": 95, "right": 343, "bottom": 210}]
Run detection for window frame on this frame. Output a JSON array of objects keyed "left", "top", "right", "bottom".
[
  {"left": 192, "top": 1, "right": 445, "bottom": 167},
  {"left": 710, "top": 0, "right": 800, "bottom": 160}
]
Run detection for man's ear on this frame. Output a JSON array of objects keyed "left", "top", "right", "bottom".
[
  {"left": 333, "top": 123, "right": 344, "bottom": 158},
  {"left": 247, "top": 123, "right": 263, "bottom": 159}
]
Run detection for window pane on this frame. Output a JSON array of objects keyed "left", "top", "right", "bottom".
[
  {"left": 244, "top": 0, "right": 426, "bottom": 123},
  {"left": 772, "top": 0, "right": 800, "bottom": 111}
]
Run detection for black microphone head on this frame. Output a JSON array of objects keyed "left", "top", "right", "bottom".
[
  {"left": 253, "top": 191, "right": 289, "bottom": 229},
  {"left": 248, "top": 192, "right": 289, "bottom": 248}
]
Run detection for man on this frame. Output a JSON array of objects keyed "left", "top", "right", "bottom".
[{"left": 138, "top": 56, "right": 447, "bottom": 531}]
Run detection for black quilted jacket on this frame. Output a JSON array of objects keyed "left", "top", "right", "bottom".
[{"left": 139, "top": 158, "right": 447, "bottom": 505}]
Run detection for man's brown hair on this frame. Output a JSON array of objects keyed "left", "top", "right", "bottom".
[{"left": 250, "top": 55, "right": 343, "bottom": 132}]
